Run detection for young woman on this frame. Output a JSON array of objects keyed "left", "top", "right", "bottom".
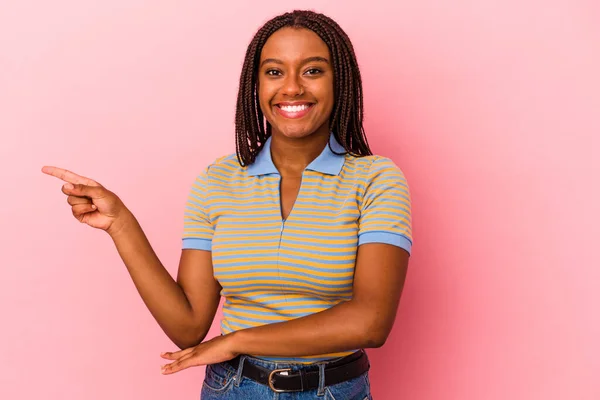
[{"left": 43, "top": 10, "right": 412, "bottom": 399}]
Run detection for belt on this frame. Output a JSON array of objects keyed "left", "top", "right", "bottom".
[{"left": 226, "top": 350, "right": 370, "bottom": 393}]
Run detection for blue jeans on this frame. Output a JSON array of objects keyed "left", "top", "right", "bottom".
[{"left": 200, "top": 352, "right": 373, "bottom": 400}]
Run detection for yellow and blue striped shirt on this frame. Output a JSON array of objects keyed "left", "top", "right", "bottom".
[{"left": 182, "top": 134, "right": 412, "bottom": 363}]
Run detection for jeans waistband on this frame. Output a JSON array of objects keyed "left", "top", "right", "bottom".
[{"left": 216, "top": 350, "right": 367, "bottom": 395}]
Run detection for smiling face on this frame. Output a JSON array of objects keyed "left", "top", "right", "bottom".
[{"left": 258, "top": 27, "right": 334, "bottom": 140}]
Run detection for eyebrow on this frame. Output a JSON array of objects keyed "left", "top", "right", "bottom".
[{"left": 260, "top": 56, "right": 330, "bottom": 68}]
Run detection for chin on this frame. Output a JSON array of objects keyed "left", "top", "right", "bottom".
[{"left": 276, "top": 125, "right": 315, "bottom": 139}]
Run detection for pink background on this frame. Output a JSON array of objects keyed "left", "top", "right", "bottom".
[{"left": 1, "top": 1, "right": 599, "bottom": 399}]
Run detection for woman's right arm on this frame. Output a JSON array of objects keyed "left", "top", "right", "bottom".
[
  {"left": 42, "top": 166, "right": 221, "bottom": 350},
  {"left": 109, "top": 212, "right": 221, "bottom": 350}
]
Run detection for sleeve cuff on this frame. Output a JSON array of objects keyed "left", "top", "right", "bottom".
[
  {"left": 358, "top": 231, "right": 412, "bottom": 255},
  {"left": 182, "top": 238, "right": 212, "bottom": 251}
]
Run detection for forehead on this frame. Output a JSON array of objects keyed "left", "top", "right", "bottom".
[{"left": 260, "top": 27, "right": 330, "bottom": 62}]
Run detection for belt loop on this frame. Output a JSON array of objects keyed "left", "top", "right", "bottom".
[
  {"left": 299, "top": 369, "right": 305, "bottom": 391},
  {"left": 317, "top": 363, "right": 326, "bottom": 396},
  {"left": 234, "top": 355, "right": 246, "bottom": 387}
]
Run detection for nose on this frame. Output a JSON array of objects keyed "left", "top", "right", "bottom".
[{"left": 281, "top": 74, "right": 304, "bottom": 97}]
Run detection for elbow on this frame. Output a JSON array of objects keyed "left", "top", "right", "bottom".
[
  {"left": 174, "top": 339, "right": 197, "bottom": 350},
  {"left": 351, "top": 303, "right": 393, "bottom": 349},
  {"left": 170, "top": 327, "right": 210, "bottom": 350},
  {"left": 171, "top": 336, "right": 198, "bottom": 351},
  {"left": 363, "top": 328, "right": 388, "bottom": 348},
  {"left": 360, "top": 315, "right": 392, "bottom": 348},
  {"left": 173, "top": 335, "right": 203, "bottom": 350}
]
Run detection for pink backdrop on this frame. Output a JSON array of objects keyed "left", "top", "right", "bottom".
[{"left": 1, "top": 1, "right": 599, "bottom": 399}]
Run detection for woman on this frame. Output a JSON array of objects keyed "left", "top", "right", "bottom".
[{"left": 42, "top": 10, "right": 412, "bottom": 399}]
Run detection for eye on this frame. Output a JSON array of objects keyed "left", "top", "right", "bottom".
[
  {"left": 266, "top": 69, "right": 281, "bottom": 76},
  {"left": 305, "top": 68, "right": 322, "bottom": 75}
]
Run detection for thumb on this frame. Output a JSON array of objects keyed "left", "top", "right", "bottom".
[{"left": 62, "top": 182, "right": 103, "bottom": 198}]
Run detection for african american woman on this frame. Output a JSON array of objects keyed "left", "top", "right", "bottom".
[{"left": 43, "top": 9, "right": 413, "bottom": 400}]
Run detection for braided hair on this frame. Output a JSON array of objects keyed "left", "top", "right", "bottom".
[{"left": 235, "top": 10, "right": 372, "bottom": 166}]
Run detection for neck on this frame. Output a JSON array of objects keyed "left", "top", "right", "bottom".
[{"left": 270, "top": 128, "right": 330, "bottom": 177}]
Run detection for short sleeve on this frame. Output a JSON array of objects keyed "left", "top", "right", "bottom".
[
  {"left": 182, "top": 167, "right": 214, "bottom": 251},
  {"left": 358, "top": 157, "right": 413, "bottom": 255}
]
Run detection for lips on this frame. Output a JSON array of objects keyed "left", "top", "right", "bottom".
[{"left": 274, "top": 102, "right": 315, "bottom": 119}]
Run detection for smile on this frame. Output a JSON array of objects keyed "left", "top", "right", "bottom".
[{"left": 275, "top": 103, "right": 315, "bottom": 119}]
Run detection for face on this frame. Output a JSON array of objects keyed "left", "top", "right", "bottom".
[{"left": 258, "top": 27, "right": 334, "bottom": 140}]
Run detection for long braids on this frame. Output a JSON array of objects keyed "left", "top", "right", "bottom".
[{"left": 235, "top": 10, "right": 372, "bottom": 166}]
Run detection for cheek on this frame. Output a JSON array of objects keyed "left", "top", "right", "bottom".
[
  {"left": 317, "top": 80, "right": 335, "bottom": 109},
  {"left": 318, "top": 88, "right": 335, "bottom": 116},
  {"left": 256, "top": 80, "right": 272, "bottom": 113}
]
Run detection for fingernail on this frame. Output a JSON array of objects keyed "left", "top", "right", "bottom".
[
  {"left": 91, "top": 205, "right": 97, "bottom": 210},
  {"left": 64, "top": 183, "right": 74, "bottom": 190}
]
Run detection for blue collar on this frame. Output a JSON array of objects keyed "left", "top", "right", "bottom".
[{"left": 246, "top": 133, "right": 346, "bottom": 176}]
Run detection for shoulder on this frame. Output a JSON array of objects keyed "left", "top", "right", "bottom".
[
  {"left": 345, "top": 154, "right": 408, "bottom": 182},
  {"left": 205, "top": 153, "right": 239, "bottom": 174},
  {"left": 188, "top": 154, "right": 240, "bottom": 189},
  {"left": 192, "top": 153, "right": 242, "bottom": 180}
]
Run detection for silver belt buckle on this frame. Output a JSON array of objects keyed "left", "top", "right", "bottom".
[{"left": 268, "top": 368, "right": 293, "bottom": 393}]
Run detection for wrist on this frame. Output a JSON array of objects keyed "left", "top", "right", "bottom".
[
  {"left": 227, "top": 329, "right": 246, "bottom": 357},
  {"left": 107, "top": 209, "right": 136, "bottom": 238}
]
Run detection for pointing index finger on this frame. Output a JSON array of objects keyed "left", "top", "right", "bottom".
[{"left": 41, "top": 166, "right": 100, "bottom": 186}]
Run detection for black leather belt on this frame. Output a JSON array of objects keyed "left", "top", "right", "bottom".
[{"left": 226, "top": 350, "right": 369, "bottom": 393}]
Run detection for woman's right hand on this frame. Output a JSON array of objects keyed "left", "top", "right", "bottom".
[{"left": 42, "top": 166, "right": 131, "bottom": 235}]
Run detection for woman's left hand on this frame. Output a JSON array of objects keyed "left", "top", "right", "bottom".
[{"left": 159, "top": 334, "right": 238, "bottom": 375}]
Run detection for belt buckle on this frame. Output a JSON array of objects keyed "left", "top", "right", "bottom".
[{"left": 268, "top": 368, "right": 293, "bottom": 393}]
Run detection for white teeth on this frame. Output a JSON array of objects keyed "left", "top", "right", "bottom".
[{"left": 280, "top": 104, "right": 309, "bottom": 112}]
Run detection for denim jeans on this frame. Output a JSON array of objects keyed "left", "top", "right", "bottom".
[{"left": 200, "top": 352, "right": 372, "bottom": 400}]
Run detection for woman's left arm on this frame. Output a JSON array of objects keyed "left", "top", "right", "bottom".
[
  {"left": 160, "top": 242, "right": 408, "bottom": 374},
  {"left": 231, "top": 242, "right": 409, "bottom": 355}
]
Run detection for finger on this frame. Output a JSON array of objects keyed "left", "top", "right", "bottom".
[
  {"left": 72, "top": 203, "right": 97, "bottom": 221},
  {"left": 42, "top": 166, "right": 100, "bottom": 187},
  {"left": 161, "top": 351, "right": 200, "bottom": 375},
  {"left": 62, "top": 183, "right": 104, "bottom": 199},
  {"left": 67, "top": 195, "right": 92, "bottom": 206},
  {"left": 161, "top": 347, "right": 194, "bottom": 360}
]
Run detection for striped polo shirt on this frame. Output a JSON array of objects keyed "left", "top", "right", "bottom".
[{"left": 182, "top": 134, "right": 412, "bottom": 363}]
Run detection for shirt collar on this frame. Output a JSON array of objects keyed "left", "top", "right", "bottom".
[{"left": 246, "top": 133, "right": 346, "bottom": 176}]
